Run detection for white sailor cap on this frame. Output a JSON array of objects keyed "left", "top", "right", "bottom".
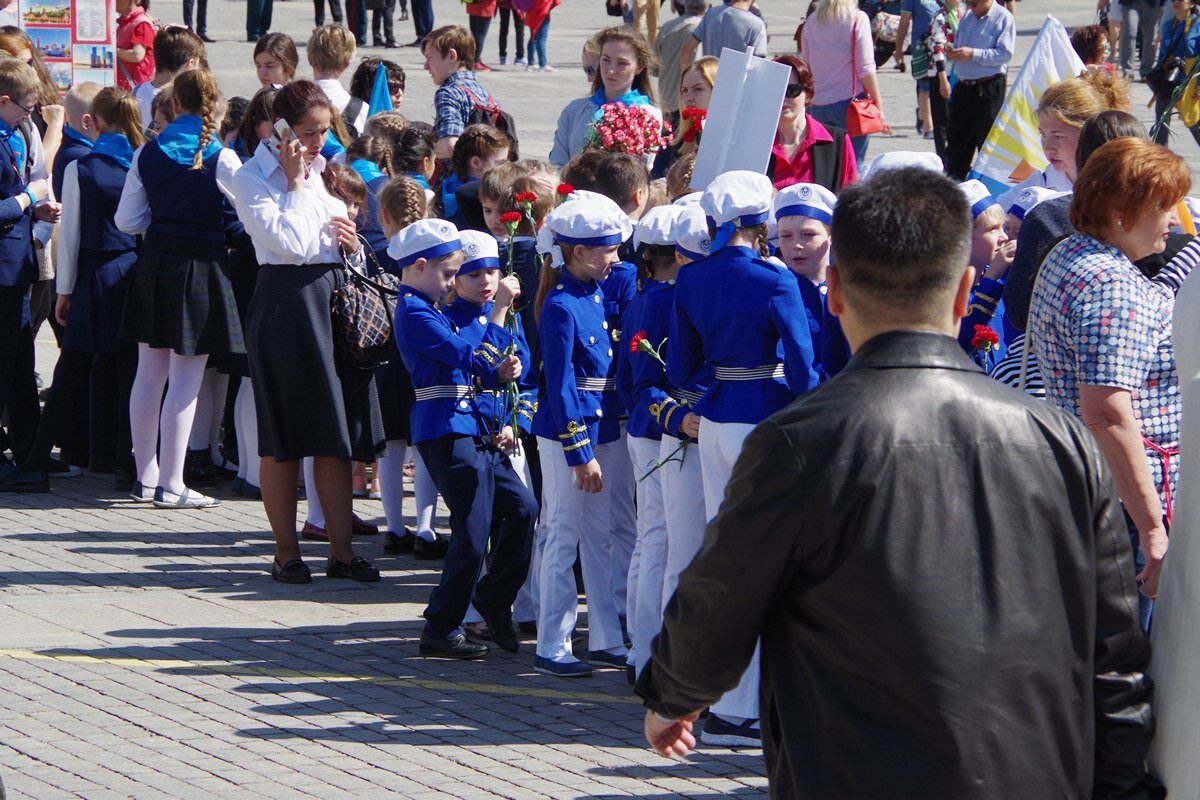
[
  {"left": 959, "top": 179, "right": 999, "bottom": 219},
  {"left": 387, "top": 218, "right": 462, "bottom": 268},
  {"left": 767, "top": 211, "right": 778, "bottom": 247},
  {"left": 675, "top": 204, "right": 712, "bottom": 262},
  {"left": 700, "top": 170, "right": 773, "bottom": 227},
  {"left": 672, "top": 191, "right": 702, "bottom": 207},
  {"left": 545, "top": 192, "right": 633, "bottom": 247},
  {"left": 859, "top": 150, "right": 944, "bottom": 181},
  {"left": 773, "top": 182, "right": 837, "bottom": 226},
  {"left": 1006, "top": 186, "right": 1063, "bottom": 221},
  {"left": 457, "top": 229, "right": 502, "bottom": 276},
  {"left": 633, "top": 204, "right": 685, "bottom": 249}
]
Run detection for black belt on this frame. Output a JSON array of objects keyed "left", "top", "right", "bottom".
[{"left": 957, "top": 73, "right": 1004, "bottom": 87}]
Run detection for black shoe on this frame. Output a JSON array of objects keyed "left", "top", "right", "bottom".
[
  {"left": 114, "top": 467, "right": 135, "bottom": 494},
  {"left": 477, "top": 605, "right": 519, "bottom": 653},
  {"left": 46, "top": 458, "right": 82, "bottom": 478},
  {"left": 212, "top": 457, "right": 238, "bottom": 481},
  {"left": 199, "top": 32, "right": 216, "bottom": 42},
  {"left": 399, "top": 8, "right": 408, "bottom": 19},
  {"left": 385, "top": 40, "right": 398, "bottom": 48},
  {"left": 326, "top": 556, "right": 381, "bottom": 582},
  {"left": 0, "top": 464, "right": 49, "bottom": 493},
  {"left": 404, "top": 38, "right": 422, "bottom": 47},
  {"left": 517, "top": 620, "right": 537, "bottom": 636},
  {"left": 89, "top": 460, "right": 115, "bottom": 474},
  {"left": 419, "top": 631, "right": 488, "bottom": 659},
  {"left": 413, "top": 534, "right": 450, "bottom": 560},
  {"left": 272, "top": 558, "right": 312, "bottom": 584},
  {"left": 58, "top": 449, "right": 89, "bottom": 468},
  {"left": 373, "top": 38, "right": 385, "bottom": 47},
  {"left": 183, "top": 449, "right": 216, "bottom": 487},
  {"left": 383, "top": 529, "right": 416, "bottom": 553}
]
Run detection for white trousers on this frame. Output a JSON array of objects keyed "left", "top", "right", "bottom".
[
  {"left": 626, "top": 435, "right": 668, "bottom": 675},
  {"left": 513, "top": 440, "right": 543, "bottom": 623},
  {"left": 660, "top": 434, "right": 707, "bottom": 611},
  {"left": 597, "top": 429, "right": 637, "bottom": 619},
  {"left": 535, "top": 437, "right": 624, "bottom": 661},
  {"left": 699, "top": 417, "right": 761, "bottom": 722}
]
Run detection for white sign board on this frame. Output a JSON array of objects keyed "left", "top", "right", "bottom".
[{"left": 690, "top": 47, "right": 791, "bottom": 192}]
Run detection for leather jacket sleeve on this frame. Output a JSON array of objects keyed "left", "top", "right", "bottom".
[{"left": 635, "top": 418, "right": 803, "bottom": 718}]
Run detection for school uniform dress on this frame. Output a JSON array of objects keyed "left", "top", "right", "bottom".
[
  {"left": 116, "top": 116, "right": 244, "bottom": 357},
  {"left": 231, "top": 140, "right": 384, "bottom": 462},
  {"left": 532, "top": 270, "right": 626, "bottom": 662},
  {"left": 668, "top": 243, "right": 819, "bottom": 722},
  {"left": 394, "top": 287, "right": 537, "bottom": 640}
]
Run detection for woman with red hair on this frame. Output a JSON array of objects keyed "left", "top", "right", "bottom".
[{"left": 768, "top": 54, "right": 857, "bottom": 192}]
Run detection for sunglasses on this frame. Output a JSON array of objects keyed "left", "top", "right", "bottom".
[
  {"left": 584, "top": 65, "right": 597, "bottom": 77},
  {"left": 785, "top": 83, "right": 805, "bottom": 99}
]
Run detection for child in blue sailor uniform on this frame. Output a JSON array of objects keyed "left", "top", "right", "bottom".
[
  {"left": 531, "top": 192, "right": 633, "bottom": 678},
  {"left": 956, "top": 179, "right": 1014, "bottom": 371},
  {"left": 668, "top": 169, "right": 819, "bottom": 747},
  {"left": 773, "top": 182, "right": 837, "bottom": 382},
  {"left": 392, "top": 219, "right": 538, "bottom": 659},
  {"left": 616, "top": 203, "right": 686, "bottom": 678}
]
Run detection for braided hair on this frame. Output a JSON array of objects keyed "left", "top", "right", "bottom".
[
  {"left": 346, "top": 135, "right": 393, "bottom": 176},
  {"left": 377, "top": 175, "right": 427, "bottom": 235},
  {"left": 173, "top": 69, "right": 220, "bottom": 171}
]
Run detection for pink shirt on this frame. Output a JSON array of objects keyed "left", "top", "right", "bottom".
[
  {"left": 770, "top": 115, "right": 859, "bottom": 191},
  {"left": 800, "top": 10, "right": 875, "bottom": 105}
]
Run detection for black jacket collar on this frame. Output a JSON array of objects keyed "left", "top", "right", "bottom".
[{"left": 842, "top": 329, "right": 982, "bottom": 374}]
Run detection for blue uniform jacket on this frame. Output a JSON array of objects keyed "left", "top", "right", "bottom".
[
  {"left": 957, "top": 275, "right": 1010, "bottom": 371},
  {"left": 393, "top": 287, "right": 514, "bottom": 444},
  {"left": 444, "top": 296, "right": 538, "bottom": 434},
  {"left": 598, "top": 260, "right": 637, "bottom": 444},
  {"left": 532, "top": 270, "right": 612, "bottom": 466},
  {"left": 790, "top": 272, "right": 829, "bottom": 382},
  {"left": 0, "top": 127, "right": 35, "bottom": 288},
  {"left": 669, "top": 246, "right": 819, "bottom": 424}
]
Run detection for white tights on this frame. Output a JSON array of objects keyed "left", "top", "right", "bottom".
[
  {"left": 129, "top": 344, "right": 209, "bottom": 494},
  {"left": 187, "top": 368, "right": 228, "bottom": 457},
  {"left": 413, "top": 449, "right": 437, "bottom": 542},
  {"left": 304, "top": 457, "right": 324, "bottom": 528},
  {"left": 377, "top": 439, "right": 407, "bottom": 535},
  {"left": 234, "top": 379, "right": 260, "bottom": 488}
]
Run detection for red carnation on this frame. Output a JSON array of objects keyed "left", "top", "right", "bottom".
[
  {"left": 500, "top": 211, "right": 522, "bottom": 224},
  {"left": 556, "top": 183, "right": 574, "bottom": 196},
  {"left": 970, "top": 324, "right": 1000, "bottom": 353},
  {"left": 628, "top": 330, "right": 648, "bottom": 354},
  {"left": 514, "top": 191, "right": 538, "bottom": 204}
]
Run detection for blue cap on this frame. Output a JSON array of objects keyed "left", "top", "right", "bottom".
[{"left": 388, "top": 219, "right": 462, "bottom": 268}]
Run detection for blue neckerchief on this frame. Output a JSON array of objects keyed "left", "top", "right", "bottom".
[
  {"left": 155, "top": 114, "right": 222, "bottom": 166},
  {"left": 0, "top": 118, "right": 26, "bottom": 175},
  {"left": 441, "top": 172, "right": 464, "bottom": 217},
  {"left": 590, "top": 87, "right": 651, "bottom": 121},
  {"left": 710, "top": 221, "right": 737, "bottom": 251},
  {"left": 63, "top": 124, "right": 95, "bottom": 151},
  {"left": 92, "top": 132, "right": 134, "bottom": 170},
  {"left": 408, "top": 172, "right": 431, "bottom": 191},
  {"left": 350, "top": 158, "right": 386, "bottom": 184},
  {"left": 320, "top": 130, "right": 346, "bottom": 160}
]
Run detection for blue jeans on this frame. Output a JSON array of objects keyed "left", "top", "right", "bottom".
[
  {"left": 1125, "top": 511, "right": 1155, "bottom": 631},
  {"left": 530, "top": 18, "right": 549, "bottom": 67},
  {"left": 810, "top": 99, "right": 870, "bottom": 164},
  {"left": 410, "top": 0, "right": 433, "bottom": 39}
]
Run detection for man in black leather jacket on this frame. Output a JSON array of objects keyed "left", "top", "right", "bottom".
[{"left": 636, "top": 166, "right": 1159, "bottom": 799}]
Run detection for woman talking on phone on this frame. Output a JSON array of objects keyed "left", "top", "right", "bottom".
[{"left": 230, "top": 80, "right": 384, "bottom": 585}]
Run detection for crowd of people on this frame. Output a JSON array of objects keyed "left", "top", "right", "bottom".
[{"left": 0, "top": 0, "right": 1196, "bottom": 790}]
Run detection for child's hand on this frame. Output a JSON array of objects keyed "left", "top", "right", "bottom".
[
  {"left": 680, "top": 412, "right": 701, "bottom": 439},
  {"left": 493, "top": 426, "right": 516, "bottom": 452},
  {"left": 26, "top": 179, "right": 50, "bottom": 203},
  {"left": 54, "top": 294, "right": 70, "bottom": 326},
  {"left": 330, "top": 216, "right": 360, "bottom": 253},
  {"left": 494, "top": 275, "right": 521, "bottom": 308},
  {"left": 572, "top": 459, "right": 603, "bottom": 493},
  {"left": 34, "top": 201, "right": 61, "bottom": 223},
  {"left": 499, "top": 354, "right": 522, "bottom": 382}
]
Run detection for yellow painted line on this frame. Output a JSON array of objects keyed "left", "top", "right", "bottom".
[{"left": 0, "top": 648, "right": 642, "bottom": 706}]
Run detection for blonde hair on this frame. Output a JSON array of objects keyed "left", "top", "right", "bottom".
[
  {"left": 91, "top": 86, "right": 145, "bottom": 149},
  {"left": 974, "top": 204, "right": 1006, "bottom": 231},
  {"left": 666, "top": 152, "right": 696, "bottom": 200},
  {"left": 1038, "top": 70, "right": 1130, "bottom": 128},
  {"left": 307, "top": 24, "right": 356, "bottom": 74},
  {"left": 64, "top": 81, "right": 102, "bottom": 129},
  {"left": 674, "top": 56, "right": 717, "bottom": 151},
  {"left": 0, "top": 58, "right": 41, "bottom": 107},
  {"left": 378, "top": 175, "right": 427, "bottom": 232},
  {"left": 814, "top": 0, "right": 858, "bottom": 23},
  {"left": 172, "top": 69, "right": 219, "bottom": 170}
]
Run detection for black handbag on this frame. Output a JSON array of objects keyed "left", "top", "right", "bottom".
[
  {"left": 605, "top": 0, "right": 625, "bottom": 16},
  {"left": 331, "top": 239, "right": 402, "bottom": 370}
]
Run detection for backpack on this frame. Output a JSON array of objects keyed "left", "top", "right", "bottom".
[{"left": 461, "top": 84, "right": 520, "bottom": 159}]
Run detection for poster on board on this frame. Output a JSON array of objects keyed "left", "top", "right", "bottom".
[{"left": 20, "top": 0, "right": 114, "bottom": 93}]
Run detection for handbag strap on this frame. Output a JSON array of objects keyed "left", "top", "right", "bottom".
[
  {"left": 342, "top": 236, "right": 401, "bottom": 296},
  {"left": 850, "top": 14, "right": 861, "bottom": 98}
]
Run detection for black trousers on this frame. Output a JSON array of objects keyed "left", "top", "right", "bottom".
[
  {"left": 246, "top": 0, "right": 273, "bottom": 41},
  {"left": 498, "top": 7, "right": 524, "bottom": 59},
  {"left": 945, "top": 74, "right": 1005, "bottom": 180},
  {"left": 468, "top": 16, "right": 491, "bottom": 65},
  {"left": 182, "top": 0, "right": 208, "bottom": 35},
  {"left": 922, "top": 77, "right": 950, "bottom": 168},
  {"left": 346, "top": 0, "right": 367, "bottom": 45},
  {"left": 0, "top": 286, "right": 40, "bottom": 465},
  {"left": 314, "top": 0, "right": 343, "bottom": 26},
  {"left": 417, "top": 434, "right": 536, "bottom": 639},
  {"left": 372, "top": 0, "right": 396, "bottom": 45}
]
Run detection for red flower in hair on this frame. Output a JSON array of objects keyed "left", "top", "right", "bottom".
[
  {"left": 500, "top": 211, "right": 522, "bottom": 224},
  {"left": 514, "top": 191, "right": 538, "bottom": 204},
  {"left": 970, "top": 324, "right": 1000, "bottom": 353},
  {"left": 556, "top": 183, "right": 574, "bottom": 196}
]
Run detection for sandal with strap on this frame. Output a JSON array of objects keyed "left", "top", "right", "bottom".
[{"left": 152, "top": 487, "right": 221, "bottom": 509}]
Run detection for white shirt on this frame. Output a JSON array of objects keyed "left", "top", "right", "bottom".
[
  {"left": 994, "top": 164, "right": 1073, "bottom": 217},
  {"left": 0, "top": 2, "right": 19, "bottom": 28},
  {"left": 231, "top": 140, "right": 359, "bottom": 266},
  {"left": 54, "top": 160, "right": 83, "bottom": 295},
  {"left": 315, "top": 77, "right": 368, "bottom": 133},
  {"left": 132, "top": 82, "right": 162, "bottom": 129},
  {"left": 114, "top": 144, "right": 240, "bottom": 235}
]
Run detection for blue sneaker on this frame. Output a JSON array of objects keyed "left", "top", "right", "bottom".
[
  {"left": 533, "top": 655, "right": 592, "bottom": 677},
  {"left": 700, "top": 714, "right": 761, "bottom": 748},
  {"left": 587, "top": 650, "right": 628, "bottom": 670}
]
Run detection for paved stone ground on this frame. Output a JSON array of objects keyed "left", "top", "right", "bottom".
[{"left": 5, "top": 0, "right": 1182, "bottom": 796}]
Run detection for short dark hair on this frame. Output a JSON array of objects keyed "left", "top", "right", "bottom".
[
  {"left": 832, "top": 167, "right": 971, "bottom": 321},
  {"left": 774, "top": 54, "right": 814, "bottom": 106},
  {"left": 1075, "top": 109, "right": 1147, "bottom": 174},
  {"left": 560, "top": 150, "right": 607, "bottom": 192},
  {"left": 349, "top": 57, "right": 405, "bottom": 102},
  {"left": 1070, "top": 24, "right": 1108, "bottom": 65},
  {"left": 154, "top": 26, "right": 207, "bottom": 73},
  {"left": 593, "top": 153, "right": 649, "bottom": 210},
  {"left": 273, "top": 80, "right": 334, "bottom": 128}
]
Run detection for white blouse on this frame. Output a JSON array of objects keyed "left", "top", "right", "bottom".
[
  {"left": 114, "top": 145, "right": 241, "bottom": 235},
  {"left": 230, "top": 140, "right": 360, "bottom": 267},
  {"left": 54, "top": 159, "right": 83, "bottom": 295}
]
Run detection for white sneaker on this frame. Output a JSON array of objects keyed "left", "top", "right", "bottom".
[
  {"left": 153, "top": 486, "right": 221, "bottom": 509},
  {"left": 527, "top": 64, "right": 541, "bottom": 72},
  {"left": 540, "top": 64, "right": 556, "bottom": 73},
  {"left": 514, "top": 56, "right": 526, "bottom": 65}
]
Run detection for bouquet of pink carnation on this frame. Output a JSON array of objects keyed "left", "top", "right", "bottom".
[{"left": 586, "top": 102, "right": 673, "bottom": 156}]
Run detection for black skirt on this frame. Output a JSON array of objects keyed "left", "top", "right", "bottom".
[
  {"left": 120, "top": 233, "right": 245, "bottom": 356},
  {"left": 63, "top": 248, "right": 138, "bottom": 353},
  {"left": 246, "top": 263, "right": 384, "bottom": 462},
  {"left": 375, "top": 349, "right": 414, "bottom": 443}
]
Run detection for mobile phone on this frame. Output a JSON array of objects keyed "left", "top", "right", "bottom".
[{"left": 270, "top": 119, "right": 295, "bottom": 153}]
